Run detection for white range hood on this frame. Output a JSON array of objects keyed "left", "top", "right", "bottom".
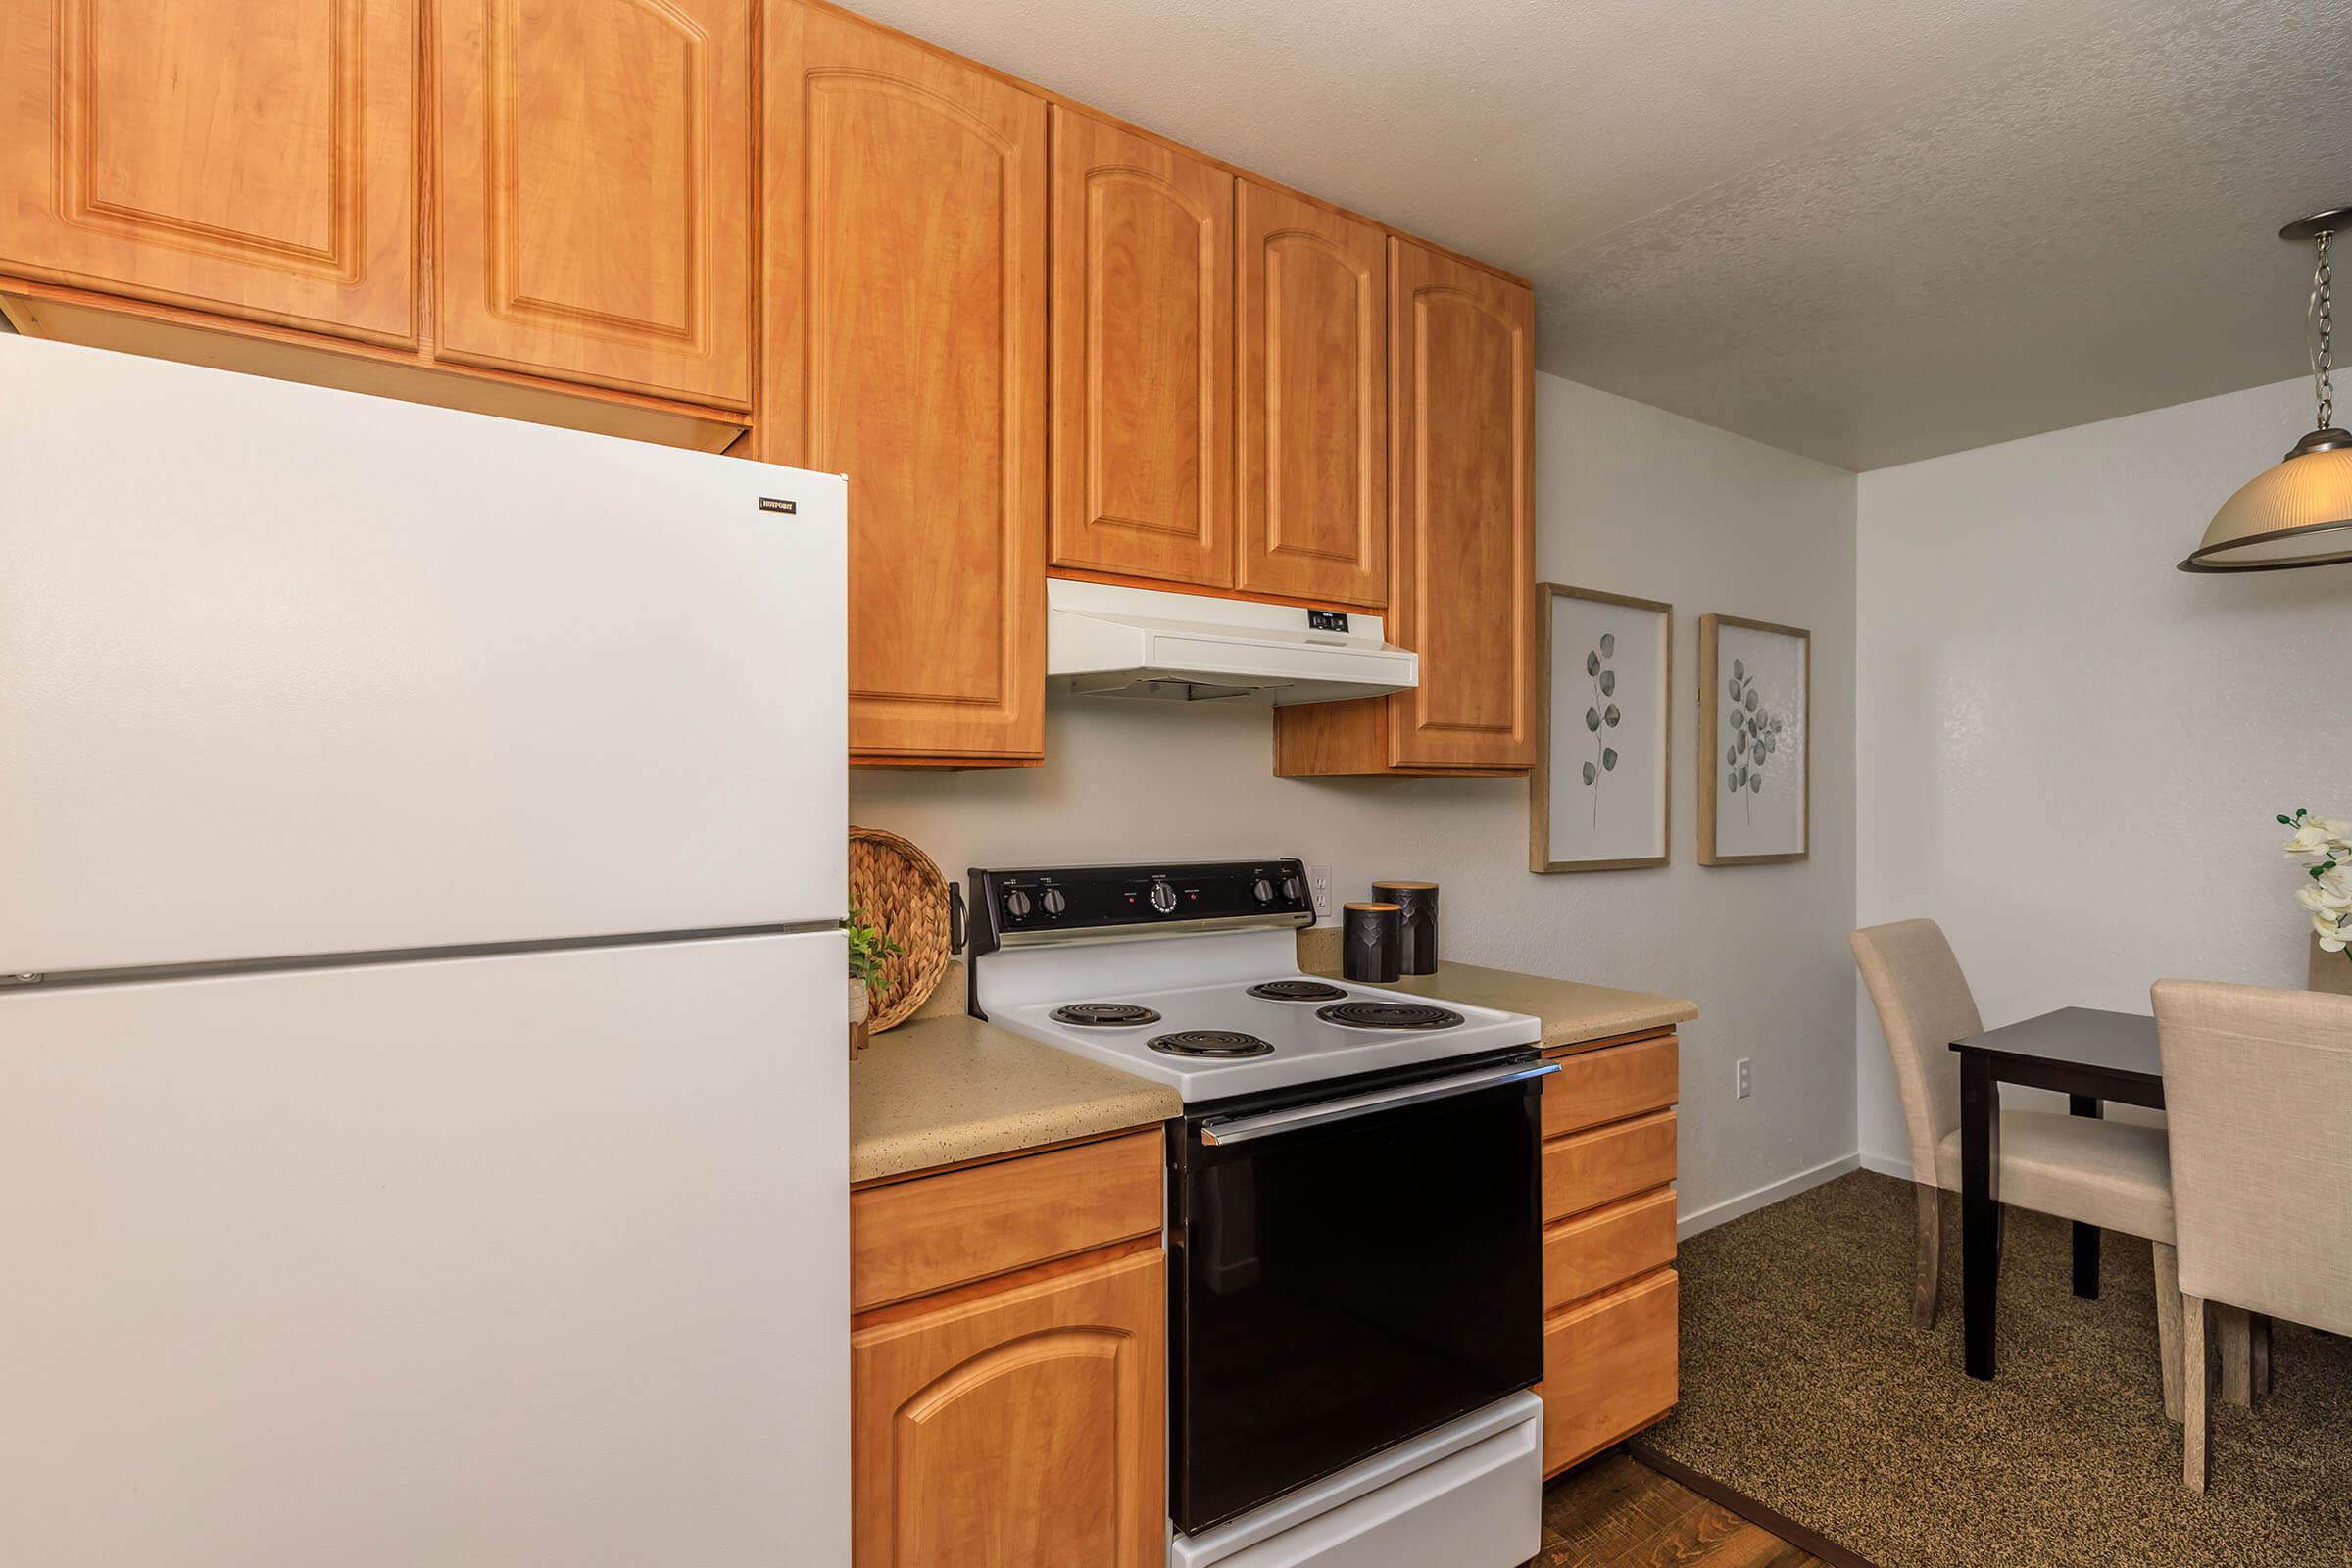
[{"left": 1046, "top": 579, "right": 1417, "bottom": 705}]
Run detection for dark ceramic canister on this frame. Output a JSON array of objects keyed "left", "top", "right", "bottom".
[
  {"left": 1342, "top": 902, "right": 1402, "bottom": 984},
  {"left": 1371, "top": 881, "right": 1439, "bottom": 974}
]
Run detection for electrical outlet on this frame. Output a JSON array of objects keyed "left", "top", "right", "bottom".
[
  {"left": 1736, "top": 1057, "right": 1753, "bottom": 1100},
  {"left": 1306, "top": 863, "right": 1335, "bottom": 920}
]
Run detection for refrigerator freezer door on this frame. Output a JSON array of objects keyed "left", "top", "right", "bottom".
[
  {"left": 0, "top": 933, "right": 849, "bottom": 1567},
  {"left": 0, "top": 337, "right": 847, "bottom": 974}
]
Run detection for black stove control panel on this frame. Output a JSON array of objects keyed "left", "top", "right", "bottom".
[{"left": 965, "top": 858, "right": 1314, "bottom": 956}]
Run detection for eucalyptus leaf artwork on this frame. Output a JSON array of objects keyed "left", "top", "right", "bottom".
[
  {"left": 1723, "top": 657, "right": 1779, "bottom": 825},
  {"left": 1698, "top": 614, "right": 1810, "bottom": 865},
  {"left": 1581, "top": 631, "right": 1623, "bottom": 825},
  {"left": 1536, "top": 586, "right": 1671, "bottom": 873}
]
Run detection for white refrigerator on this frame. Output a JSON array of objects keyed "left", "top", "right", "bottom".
[{"left": 0, "top": 337, "right": 851, "bottom": 1565}]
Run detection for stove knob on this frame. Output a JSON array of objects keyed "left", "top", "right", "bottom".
[
  {"left": 1250, "top": 876, "right": 1275, "bottom": 904},
  {"left": 1003, "top": 887, "right": 1034, "bottom": 920},
  {"left": 1280, "top": 872, "right": 1304, "bottom": 902},
  {"left": 1040, "top": 887, "right": 1068, "bottom": 916},
  {"left": 1149, "top": 878, "right": 1179, "bottom": 915}
]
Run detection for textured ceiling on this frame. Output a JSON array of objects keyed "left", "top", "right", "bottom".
[{"left": 844, "top": 0, "right": 2352, "bottom": 469}]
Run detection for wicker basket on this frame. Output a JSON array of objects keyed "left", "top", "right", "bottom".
[{"left": 848, "top": 824, "right": 952, "bottom": 1033}]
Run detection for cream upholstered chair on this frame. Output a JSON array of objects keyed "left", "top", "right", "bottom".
[
  {"left": 1852, "top": 921, "right": 2183, "bottom": 1398},
  {"left": 2154, "top": 979, "right": 2352, "bottom": 1491}
]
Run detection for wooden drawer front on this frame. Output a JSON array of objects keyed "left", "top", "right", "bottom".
[
  {"left": 1540, "top": 1267, "right": 1678, "bottom": 1476},
  {"left": 1542, "top": 1034, "right": 1677, "bottom": 1142},
  {"left": 1543, "top": 1187, "right": 1676, "bottom": 1313},
  {"left": 1542, "top": 1109, "right": 1676, "bottom": 1224},
  {"left": 852, "top": 1132, "right": 1161, "bottom": 1311}
]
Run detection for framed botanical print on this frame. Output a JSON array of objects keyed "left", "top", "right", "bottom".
[
  {"left": 1532, "top": 584, "right": 1672, "bottom": 872},
  {"left": 1698, "top": 613, "right": 1810, "bottom": 864}
]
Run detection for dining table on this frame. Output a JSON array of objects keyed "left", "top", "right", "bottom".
[{"left": 1947, "top": 1006, "right": 2165, "bottom": 1381}]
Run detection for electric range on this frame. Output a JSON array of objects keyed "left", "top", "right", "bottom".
[
  {"left": 966, "top": 858, "right": 1549, "bottom": 1568},
  {"left": 964, "top": 858, "right": 1541, "bottom": 1103}
]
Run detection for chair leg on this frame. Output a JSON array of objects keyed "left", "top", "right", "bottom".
[
  {"left": 2218, "top": 1304, "right": 2254, "bottom": 1408},
  {"left": 2183, "top": 1294, "right": 2211, "bottom": 1492},
  {"left": 1913, "top": 1183, "right": 1941, "bottom": 1330},
  {"left": 2152, "top": 1242, "right": 2184, "bottom": 1422}
]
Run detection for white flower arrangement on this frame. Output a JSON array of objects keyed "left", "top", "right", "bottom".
[{"left": 2278, "top": 807, "right": 2352, "bottom": 958}]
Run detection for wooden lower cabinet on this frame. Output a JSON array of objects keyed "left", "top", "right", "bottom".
[
  {"left": 854, "top": 1248, "right": 1167, "bottom": 1567},
  {"left": 850, "top": 1129, "right": 1167, "bottom": 1566},
  {"left": 1536, "top": 1029, "right": 1681, "bottom": 1477}
]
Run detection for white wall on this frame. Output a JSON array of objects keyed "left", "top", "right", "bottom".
[
  {"left": 854, "top": 372, "right": 1860, "bottom": 1231},
  {"left": 1854, "top": 377, "right": 2352, "bottom": 1169}
]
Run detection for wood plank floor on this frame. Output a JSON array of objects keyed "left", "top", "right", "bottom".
[{"left": 1532, "top": 1450, "right": 1827, "bottom": 1568}]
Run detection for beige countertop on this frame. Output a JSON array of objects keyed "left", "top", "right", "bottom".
[
  {"left": 849, "top": 943, "right": 1696, "bottom": 1184},
  {"left": 848, "top": 965, "right": 1179, "bottom": 1184},
  {"left": 1298, "top": 927, "right": 1697, "bottom": 1050}
]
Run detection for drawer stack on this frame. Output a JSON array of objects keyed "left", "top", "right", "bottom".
[{"left": 1534, "top": 1028, "right": 1680, "bottom": 1475}]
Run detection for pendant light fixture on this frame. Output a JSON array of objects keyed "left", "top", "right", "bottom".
[{"left": 2180, "top": 208, "right": 2352, "bottom": 572}]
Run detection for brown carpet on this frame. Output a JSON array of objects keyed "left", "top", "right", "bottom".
[{"left": 1639, "top": 1171, "right": 2352, "bottom": 1568}]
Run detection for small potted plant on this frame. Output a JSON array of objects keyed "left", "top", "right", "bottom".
[
  {"left": 2276, "top": 808, "right": 2352, "bottom": 996},
  {"left": 845, "top": 905, "right": 906, "bottom": 1057}
]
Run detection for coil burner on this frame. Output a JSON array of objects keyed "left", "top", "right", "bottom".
[
  {"left": 1314, "top": 1001, "right": 1464, "bottom": 1031},
  {"left": 1148, "top": 1030, "right": 1276, "bottom": 1058},
  {"left": 1246, "top": 979, "right": 1349, "bottom": 1003},
  {"left": 1050, "top": 1002, "right": 1163, "bottom": 1027}
]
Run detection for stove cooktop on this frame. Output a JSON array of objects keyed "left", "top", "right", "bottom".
[{"left": 987, "top": 962, "right": 1541, "bottom": 1101}]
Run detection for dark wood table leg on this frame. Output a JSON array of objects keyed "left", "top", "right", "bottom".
[
  {"left": 2068, "top": 1094, "right": 2102, "bottom": 1299},
  {"left": 1962, "top": 1051, "right": 2000, "bottom": 1380}
]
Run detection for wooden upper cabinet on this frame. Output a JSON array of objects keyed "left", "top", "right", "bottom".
[
  {"left": 1236, "top": 181, "right": 1387, "bottom": 608},
  {"left": 1386, "top": 237, "right": 1535, "bottom": 769},
  {"left": 1049, "top": 109, "right": 1233, "bottom": 588},
  {"left": 433, "top": 0, "right": 753, "bottom": 408},
  {"left": 853, "top": 1250, "right": 1166, "bottom": 1567},
  {"left": 763, "top": 2, "right": 1048, "bottom": 762},
  {"left": 0, "top": 0, "right": 417, "bottom": 344},
  {"left": 1272, "top": 238, "right": 1532, "bottom": 776}
]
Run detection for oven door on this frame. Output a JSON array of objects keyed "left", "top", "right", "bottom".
[{"left": 1170, "top": 1051, "right": 1551, "bottom": 1536}]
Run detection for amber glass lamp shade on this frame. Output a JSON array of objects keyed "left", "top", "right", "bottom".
[{"left": 2180, "top": 427, "right": 2352, "bottom": 572}]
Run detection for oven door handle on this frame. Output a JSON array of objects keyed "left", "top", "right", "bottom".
[{"left": 1198, "top": 1058, "right": 1558, "bottom": 1146}]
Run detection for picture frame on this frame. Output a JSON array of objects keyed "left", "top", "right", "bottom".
[
  {"left": 1698, "top": 613, "right": 1810, "bottom": 865},
  {"left": 1531, "top": 584, "right": 1673, "bottom": 872}
]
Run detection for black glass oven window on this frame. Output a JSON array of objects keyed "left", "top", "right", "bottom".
[{"left": 1171, "top": 1080, "right": 1544, "bottom": 1534}]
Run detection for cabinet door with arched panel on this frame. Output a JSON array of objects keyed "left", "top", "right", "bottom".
[
  {"left": 760, "top": 1, "right": 1048, "bottom": 764},
  {"left": 1385, "top": 235, "right": 1535, "bottom": 769},
  {"left": 1049, "top": 107, "right": 1234, "bottom": 589},
  {"left": 1236, "top": 180, "right": 1387, "bottom": 609},
  {"left": 850, "top": 1250, "right": 1166, "bottom": 1567}
]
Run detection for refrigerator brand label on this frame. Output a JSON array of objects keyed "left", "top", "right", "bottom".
[{"left": 758, "top": 497, "right": 798, "bottom": 514}]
